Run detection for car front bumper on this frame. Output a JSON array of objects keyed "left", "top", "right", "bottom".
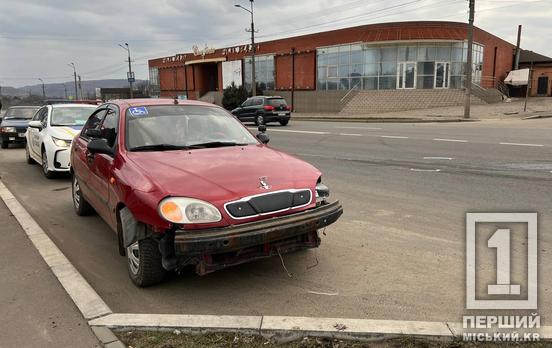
[
  {"left": 1, "top": 132, "right": 26, "bottom": 143},
  {"left": 172, "top": 200, "right": 342, "bottom": 274}
]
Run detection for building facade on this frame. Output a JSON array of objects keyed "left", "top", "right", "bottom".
[{"left": 148, "top": 21, "right": 516, "bottom": 112}]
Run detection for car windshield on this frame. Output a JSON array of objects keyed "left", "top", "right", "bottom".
[
  {"left": 126, "top": 105, "right": 259, "bottom": 151},
  {"left": 51, "top": 107, "right": 94, "bottom": 126},
  {"left": 4, "top": 107, "right": 39, "bottom": 120}
]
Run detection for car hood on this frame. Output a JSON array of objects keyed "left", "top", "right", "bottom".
[
  {"left": 50, "top": 125, "right": 83, "bottom": 140},
  {"left": 1, "top": 119, "right": 31, "bottom": 127},
  {"left": 127, "top": 144, "right": 321, "bottom": 203}
]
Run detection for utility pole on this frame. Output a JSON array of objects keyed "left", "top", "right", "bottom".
[
  {"left": 68, "top": 62, "right": 78, "bottom": 100},
  {"left": 119, "top": 43, "right": 134, "bottom": 98},
  {"left": 235, "top": 0, "right": 257, "bottom": 96},
  {"left": 38, "top": 78, "right": 45, "bottom": 99},
  {"left": 78, "top": 75, "right": 83, "bottom": 100},
  {"left": 463, "top": 0, "right": 475, "bottom": 119},
  {"left": 514, "top": 25, "right": 522, "bottom": 70},
  {"left": 524, "top": 61, "right": 533, "bottom": 112}
]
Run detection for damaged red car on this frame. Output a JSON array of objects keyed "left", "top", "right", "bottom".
[{"left": 70, "top": 99, "right": 342, "bottom": 286}]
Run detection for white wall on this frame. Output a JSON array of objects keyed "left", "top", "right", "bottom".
[{"left": 222, "top": 60, "right": 242, "bottom": 88}]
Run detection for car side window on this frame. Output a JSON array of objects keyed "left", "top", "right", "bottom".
[
  {"left": 80, "top": 109, "right": 107, "bottom": 140},
  {"left": 254, "top": 98, "right": 263, "bottom": 106},
  {"left": 243, "top": 99, "right": 252, "bottom": 107},
  {"left": 32, "top": 107, "right": 45, "bottom": 121},
  {"left": 99, "top": 106, "right": 119, "bottom": 148}
]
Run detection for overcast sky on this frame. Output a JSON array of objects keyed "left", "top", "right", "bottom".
[{"left": 0, "top": 0, "right": 550, "bottom": 87}]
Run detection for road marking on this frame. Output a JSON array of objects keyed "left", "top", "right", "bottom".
[
  {"left": 0, "top": 180, "right": 111, "bottom": 320},
  {"left": 433, "top": 138, "right": 468, "bottom": 143},
  {"left": 424, "top": 157, "right": 453, "bottom": 160},
  {"left": 410, "top": 168, "right": 441, "bottom": 172},
  {"left": 336, "top": 126, "right": 382, "bottom": 130},
  {"left": 269, "top": 129, "right": 330, "bottom": 135},
  {"left": 338, "top": 133, "right": 362, "bottom": 136},
  {"left": 381, "top": 135, "right": 409, "bottom": 139},
  {"left": 499, "top": 142, "right": 544, "bottom": 147}
]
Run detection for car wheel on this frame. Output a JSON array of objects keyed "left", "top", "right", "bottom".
[
  {"left": 72, "top": 173, "right": 93, "bottom": 216},
  {"left": 279, "top": 120, "right": 289, "bottom": 126},
  {"left": 126, "top": 238, "right": 166, "bottom": 287},
  {"left": 25, "top": 144, "right": 35, "bottom": 164},
  {"left": 1, "top": 141, "right": 8, "bottom": 149},
  {"left": 41, "top": 149, "right": 55, "bottom": 179},
  {"left": 255, "top": 114, "right": 265, "bottom": 126}
]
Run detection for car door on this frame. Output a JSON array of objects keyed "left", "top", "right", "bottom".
[
  {"left": 87, "top": 105, "right": 119, "bottom": 228},
  {"left": 72, "top": 107, "right": 107, "bottom": 212},
  {"left": 240, "top": 98, "right": 257, "bottom": 121}
]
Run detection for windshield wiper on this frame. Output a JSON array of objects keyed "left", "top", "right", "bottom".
[
  {"left": 187, "top": 141, "right": 249, "bottom": 149},
  {"left": 130, "top": 144, "right": 190, "bottom": 152}
]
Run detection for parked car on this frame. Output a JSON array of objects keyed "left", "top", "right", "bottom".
[
  {"left": 71, "top": 99, "right": 342, "bottom": 286},
  {"left": 231, "top": 96, "right": 291, "bottom": 126},
  {"left": 26, "top": 103, "right": 97, "bottom": 178},
  {"left": 0, "top": 106, "right": 40, "bottom": 148}
]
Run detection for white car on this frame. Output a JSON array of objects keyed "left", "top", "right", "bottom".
[{"left": 26, "top": 103, "right": 98, "bottom": 178}]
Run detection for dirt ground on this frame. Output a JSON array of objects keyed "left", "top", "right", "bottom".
[{"left": 116, "top": 331, "right": 550, "bottom": 348}]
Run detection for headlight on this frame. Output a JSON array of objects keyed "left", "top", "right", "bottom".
[
  {"left": 315, "top": 181, "right": 330, "bottom": 203},
  {"left": 51, "top": 136, "right": 71, "bottom": 147},
  {"left": 1, "top": 127, "right": 16, "bottom": 133},
  {"left": 158, "top": 197, "right": 222, "bottom": 224}
]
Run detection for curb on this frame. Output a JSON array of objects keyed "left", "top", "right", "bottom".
[
  {"left": 522, "top": 114, "right": 552, "bottom": 120},
  {"left": 0, "top": 179, "right": 126, "bottom": 347},
  {"left": 88, "top": 313, "right": 459, "bottom": 341},
  {"left": 293, "top": 117, "right": 479, "bottom": 123}
]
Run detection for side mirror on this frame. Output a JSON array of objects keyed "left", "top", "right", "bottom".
[
  {"left": 28, "top": 121, "right": 43, "bottom": 129},
  {"left": 87, "top": 138, "right": 113, "bottom": 156},
  {"left": 257, "top": 132, "right": 269, "bottom": 144},
  {"left": 258, "top": 125, "right": 267, "bottom": 133},
  {"left": 85, "top": 128, "right": 102, "bottom": 138}
]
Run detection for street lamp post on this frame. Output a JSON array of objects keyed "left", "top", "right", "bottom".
[
  {"left": 38, "top": 78, "right": 45, "bottom": 99},
  {"left": 68, "top": 63, "right": 78, "bottom": 100},
  {"left": 119, "top": 43, "right": 134, "bottom": 98},
  {"left": 235, "top": 0, "right": 257, "bottom": 96}
]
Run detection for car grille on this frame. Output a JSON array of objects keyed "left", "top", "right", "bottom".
[
  {"left": 225, "top": 189, "right": 312, "bottom": 219},
  {"left": 16, "top": 127, "right": 27, "bottom": 133}
]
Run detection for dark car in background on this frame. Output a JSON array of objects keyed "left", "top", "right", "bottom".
[
  {"left": 231, "top": 96, "right": 291, "bottom": 126},
  {"left": 1, "top": 106, "right": 40, "bottom": 148}
]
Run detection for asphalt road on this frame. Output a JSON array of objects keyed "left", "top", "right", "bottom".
[{"left": 0, "top": 118, "right": 551, "bottom": 323}]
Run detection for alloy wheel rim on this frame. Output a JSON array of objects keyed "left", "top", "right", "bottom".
[
  {"left": 42, "top": 152, "right": 48, "bottom": 174},
  {"left": 127, "top": 242, "right": 140, "bottom": 275},
  {"left": 73, "top": 177, "right": 80, "bottom": 208}
]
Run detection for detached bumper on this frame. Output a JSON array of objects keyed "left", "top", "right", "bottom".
[{"left": 172, "top": 201, "right": 342, "bottom": 274}]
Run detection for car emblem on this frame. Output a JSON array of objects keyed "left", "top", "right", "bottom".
[{"left": 259, "top": 176, "right": 271, "bottom": 190}]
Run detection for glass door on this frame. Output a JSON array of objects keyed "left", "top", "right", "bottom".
[
  {"left": 397, "top": 62, "right": 416, "bottom": 89},
  {"left": 435, "top": 62, "right": 450, "bottom": 89}
]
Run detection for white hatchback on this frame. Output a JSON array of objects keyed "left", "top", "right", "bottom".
[{"left": 26, "top": 103, "right": 97, "bottom": 178}]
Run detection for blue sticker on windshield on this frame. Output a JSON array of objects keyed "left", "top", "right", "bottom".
[{"left": 129, "top": 107, "right": 148, "bottom": 116}]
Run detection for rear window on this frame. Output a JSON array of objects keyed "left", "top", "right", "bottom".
[{"left": 267, "top": 98, "right": 287, "bottom": 107}]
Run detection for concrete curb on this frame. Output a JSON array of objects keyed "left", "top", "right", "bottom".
[
  {"left": 89, "top": 313, "right": 460, "bottom": 341},
  {"left": 522, "top": 114, "right": 552, "bottom": 120},
  {"left": 0, "top": 179, "right": 124, "bottom": 347}
]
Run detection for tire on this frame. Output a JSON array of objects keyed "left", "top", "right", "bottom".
[
  {"left": 126, "top": 238, "right": 166, "bottom": 287},
  {"left": 255, "top": 114, "right": 265, "bottom": 126},
  {"left": 41, "top": 149, "right": 55, "bottom": 179},
  {"left": 1, "top": 141, "right": 8, "bottom": 149},
  {"left": 25, "top": 145, "right": 35, "bottom": 164},
  {"left": 72, "top": 173, "right": 94, "bottom": 216},
  {"left": 279, "top": 119, "right": 289, "bottom": 126}
]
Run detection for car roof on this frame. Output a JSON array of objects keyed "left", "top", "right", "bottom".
[
  {"left": 50, "top": 103, "right": 98, "bottom": 108},
  {"left": 7, "top": 105, "right": 40, "bottom": 109},
  {"left": 108, "top": 98, "right": 218, "bottom": 108}
]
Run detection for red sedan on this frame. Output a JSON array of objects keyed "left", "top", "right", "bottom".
[{"left": 70, "top": 99, "right": 342, "bottom": 286}]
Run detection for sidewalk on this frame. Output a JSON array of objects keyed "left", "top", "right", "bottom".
[
  {"left": 292, "top": 97, "right": 552, "bottom": 122},
  {"left": 0, "top": 200, "right": 101, "bottom": 348}
]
